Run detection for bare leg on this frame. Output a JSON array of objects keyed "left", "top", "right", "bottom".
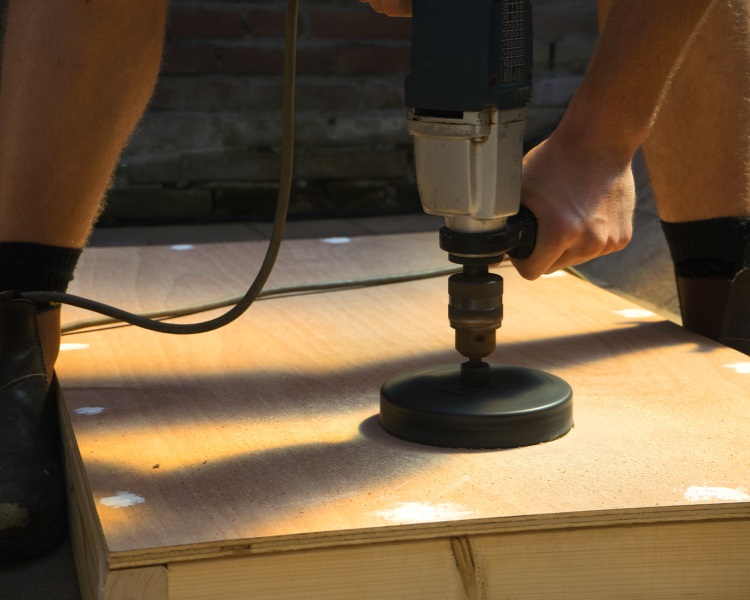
[
  {"left": 595, "top": 0, "right": 750, "bottom": 221},
  {"left": 643, "top": 0, "right": 750, "bottom": 350},
  {"left": 0, "top": 0, "right": 167, "bottom": 368},
  {"left": 595, "top": 0, "right": 750, "bottom": 220},
  {"left": 641, "top": 0, "right": 750, "bottom": 221},
  {"left": 0, "top": 0, "right": 166, "bottom": 558},
  {"left": 596, "top": 0, "right": 750, "bottom": 351},
  {"left": 0, "top": 0, "right": 167, "bottom": 248}
]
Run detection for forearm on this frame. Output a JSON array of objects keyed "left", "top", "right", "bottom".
[{"left": 558, "top": 0, "right": 717, "bottom": 165}]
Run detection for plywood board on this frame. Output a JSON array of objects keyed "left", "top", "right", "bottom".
[{"left": 57, "top": 232, "right": 750, "bottom": 599}]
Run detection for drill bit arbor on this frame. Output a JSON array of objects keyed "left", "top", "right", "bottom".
[{"left": 379, "top": 0, "right": 573, "bottom": 448}]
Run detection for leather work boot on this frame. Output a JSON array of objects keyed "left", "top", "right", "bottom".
[
  {"left": 720, "top": 269, "right": 750, "bottom": 355},
  {"left": 0, "top": 292, "right": 65, "bottom": 559},
  {"left": 676, "top": 268, "right": 750, "bottom": 356}
]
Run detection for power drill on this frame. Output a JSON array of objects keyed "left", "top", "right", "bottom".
[
  {"left": 408, "top": 0, "right": 536, "bottom": 379},
  {"left": 379, "top": 0, "right": 573, "bottom": 449}
]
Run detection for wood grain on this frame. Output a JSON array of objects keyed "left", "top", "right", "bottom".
[
  {"left": 165, "top": 520, "right": 750, "bottom": 599},
  {"left": 57, "top": 232, "right": 750, "bottom": 598},
  {"left": 105, "top": 567, "right": 167, "bottom": 600},
  {"left": 168, "top": 539, "right": 465, "bottom": 600},
  {"left": 475, "top": 519, "right": 750, "bottom": 598}
]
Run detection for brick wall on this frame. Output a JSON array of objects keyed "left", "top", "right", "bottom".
[{"left": 0, "top": 0, "right": 599, "bottom": 224}]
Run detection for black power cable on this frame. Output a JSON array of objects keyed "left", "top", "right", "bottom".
[
  {"left": 22, "top": 0, "right": 300, "bottom": 335},
  {"left": 60, "top": 266, "right": 464, "bottom": 335}
]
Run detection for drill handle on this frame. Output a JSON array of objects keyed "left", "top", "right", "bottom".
[{"left": 507, "top": 206, "right": 537, "bottom": 260}]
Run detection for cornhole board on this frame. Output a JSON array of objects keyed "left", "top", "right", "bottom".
[{"left": 57, "top": 232, "right": 750, "bottom": 600}]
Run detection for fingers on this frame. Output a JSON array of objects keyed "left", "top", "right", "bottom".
[
  {"left": 513, "top": 213, "right": 633, "bottom": 280},
  {"left": 543, "top": 229, "right": 631, "bottom": 275},
  {"left": 515, "top": 219, "right": 633, "bottom": 279},
  {"left": 382, "top": 0, "right": 412, "bottom": 16},
  {"left": 362, "top": 0, "right": 412, "bottom": 17}
]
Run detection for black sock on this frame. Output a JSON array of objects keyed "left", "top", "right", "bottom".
[
  {"left": 0, "top": 242, "right": 82, "bottom": 311},
  {"left": 661, "top": 217, "right": 750, "bottom": 279}
]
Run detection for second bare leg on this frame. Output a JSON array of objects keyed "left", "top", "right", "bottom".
[
  {"left": 596, "top": 0, "right": 750, "bottom": 351},
  {"left": 0, "top": 0, "right": 168, "bottom": 248},
  {"left": 644, "top": 0, "right": 750, "bottom": 351},
  {"left": 642, "top": 0, "right": 750, "bottom": 222}
]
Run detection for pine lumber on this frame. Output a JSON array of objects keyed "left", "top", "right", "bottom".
[{"left": 57, "top": 232, "right": 750, "bottom": 599}]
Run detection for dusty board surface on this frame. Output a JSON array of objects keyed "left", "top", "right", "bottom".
[{"left": 57, "top": 232, "right": 750, "bottom": 572}]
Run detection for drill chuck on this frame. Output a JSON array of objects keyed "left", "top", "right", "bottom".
[
  {"left": 448, "top": 265, "right": 503, "bottom": 360},
  {"left": 441, "top": 209, "right": 537, "bottom": 363}
]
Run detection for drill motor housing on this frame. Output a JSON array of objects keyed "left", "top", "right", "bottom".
[
  {"left": 406, "top": 0, "right": 533, "bottom": 236},
  {"left": 405, "top": 0, "right": 532, "bottom": 113}
]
